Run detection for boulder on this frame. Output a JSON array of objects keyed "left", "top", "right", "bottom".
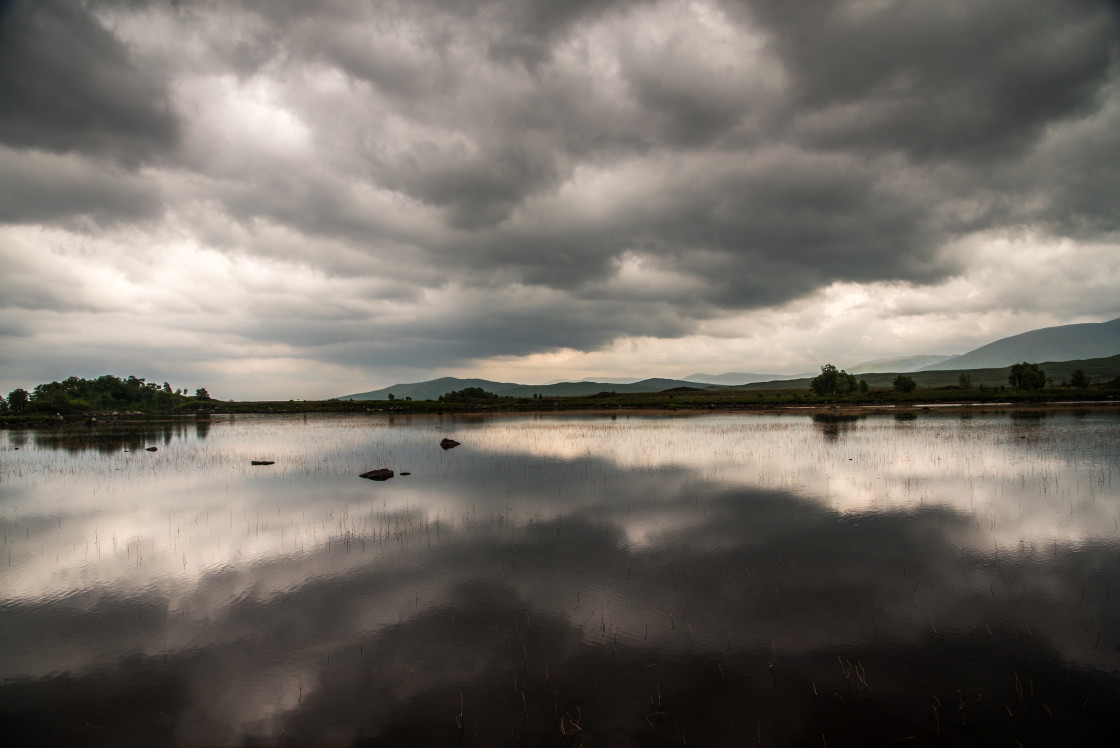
[
  {"left": 440, "top": 438, "right": 461, "bottom": 450},
  {"left": 359, "top": 468, "right": 394, "bottom": 481}
]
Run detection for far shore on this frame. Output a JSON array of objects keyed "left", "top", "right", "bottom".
[{"left": 3, "top": 398, "right": 1119, "bottom": 429}]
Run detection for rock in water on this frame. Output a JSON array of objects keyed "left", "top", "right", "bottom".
[
  {"left": 439, "top": 438, "right": 460, "bottom": 450},
  {"left": 145, "top": 446, "right": 158, "bottom": 452},
  {"left": 251, "top": 460, "right": 275, "bottom": 466},
  {"left": 359, "top": 468, "right": 394, "bottom": 481}
]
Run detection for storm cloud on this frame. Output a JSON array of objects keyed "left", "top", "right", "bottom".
[{"left": 1, "top": 0, "right": 1118, "bottom": 397}]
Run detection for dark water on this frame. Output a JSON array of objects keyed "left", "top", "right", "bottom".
[{"left": 2, "top": 411, "right": 1119, "bottom": 746}]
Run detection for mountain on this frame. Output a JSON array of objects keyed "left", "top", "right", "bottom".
[
  {"left": 543, "top": 377, "right": 642, "bottom": 385},
  {"left": 340, "top": 377, "right": 520, "bottom": 401},
  {"left": 340, "top": 376, "right": 718, "bottom": 401},
  {"left": 845, "top": 354, "right": 956, "bottom": 374},
  {"left": 684, "top": 372, "right": 808, "bottom": 385},
  {"left": 576, "top": 377, "right": 647, "bottom": 384},
  {"left": 502, "top": 378, "right": 717, "bottom": 398},
  {"left": 919, "top": 318, "right": 1120, "bottom": 371}
]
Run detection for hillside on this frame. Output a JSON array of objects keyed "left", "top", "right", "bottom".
[
  {"left": 503, "top": 378, "right": 718, "bottom": 398},
  {"left": 727, "top": 354, "right": 1120, "bottom": 391},
  {"left": 683, "top": 371, "right": 808, "bottom": 385},
  {"left": 340, "top": 377, "right": 521, "bottom": 401},
  {"left": 340, "top": 376, "right": 718, "bottom": 401},
  {"left": 845, "top": 354, "right": 956, "bottom": 374},
  {"left": 920, "top": 318, "right": 1120, "bottom": 371}
]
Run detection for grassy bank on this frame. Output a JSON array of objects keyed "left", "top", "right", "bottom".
[{"left": 6, "top": 384, "right": 1118, "bottom": 427}]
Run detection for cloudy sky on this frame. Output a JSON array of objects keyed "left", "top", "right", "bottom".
[{"left": 2, "top": 0, "right": 1119, "bottom": 400}]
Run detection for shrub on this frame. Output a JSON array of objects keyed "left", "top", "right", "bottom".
[{"left": 893, "top": 375, "right": 917, "bottom": 393}]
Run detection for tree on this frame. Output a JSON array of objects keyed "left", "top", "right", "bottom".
[
  {"left": 387, "top": 393, "right": 395, "bottom": 400},
  {"left": 1008, "top": 362, "right": 1046, "bottom": 391},
  {"left": 958, "top": 372, "right": 972, "bottom": 391},
  {"left": 439, "top": 387, "right": 508, "bottom": 403},
  {"left": 1070, "top": 369, "right": 1089, "bottom": 388},
  {"left": 892, "top": 375, "right": 917, "bottom": 393},
  {"left": 7, "top": 388, "right": 29, "bottom": 412},
  {"left": 194, "top": 387, "right": 211, "bottom": 400},
  {"left": 859, "top": 379, "right": 869, "bottom": 393},
  {"left": 810, "top": 364, "right": 839, "bottom": 395},
  {"left": 810, "top": 364, "right": 857, "bottom": 396}
]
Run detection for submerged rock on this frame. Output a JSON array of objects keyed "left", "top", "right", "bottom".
[
  {"left": 439, "top": 438, "right": 460, "bottom": 450},
  {"left": 359, "top": 468, "right": 394, "bottom": 481},
  {"left": 251, "top": 460, "right": 275, "bottom": 466}
]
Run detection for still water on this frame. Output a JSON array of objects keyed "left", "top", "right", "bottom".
[{"left": 2, "top": 411, "right": 1119, "bottom": 746}]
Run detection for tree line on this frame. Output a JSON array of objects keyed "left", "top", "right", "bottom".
[
  {"left": 3, "top": 375, "right": 211, "bottom": 416},
  {"left": 437, "top": 386, "right": 509, "bottom": 403},
  {"left": 809, "top": 360, "right": 1103, "bottom": 397}
]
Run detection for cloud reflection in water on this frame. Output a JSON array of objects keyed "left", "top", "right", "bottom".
[{"left": 1, "top": 412, "right": 1118, "bottom": 745}]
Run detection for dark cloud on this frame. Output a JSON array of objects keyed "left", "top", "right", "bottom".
[
  {"left": 374, "top": 138, "right": 564, "bottom": 229},
  {"left": 1027, "top": 95, "right": 1120, "bottom": 238},
  {"left": 0, "top": 0, "right": 179, "bottom": 165},
  {"left": 203, "top": 0, "right": 1115, "bottom": 288},
  {"left": 0, "top": 148, "right": 163, "bottom": 225},
  {"left": 238, "top": 291, "right": 694, "bottom": 371},
  {"left": 739, "top": 0, "right": 1117, "bottom": 162}
]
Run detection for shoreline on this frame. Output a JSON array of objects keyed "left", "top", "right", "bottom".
[{"left": 3, "top": 399, "right": 1119, "bottom": 430}]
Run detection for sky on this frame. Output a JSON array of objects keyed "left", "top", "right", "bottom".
[{"left": 2, "top": 0, "right": 1119, "bottom": 400}]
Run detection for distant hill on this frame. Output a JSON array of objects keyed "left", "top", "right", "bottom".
[
  {"left": 576, "top": 377, "right": 646, "bottom": 385},
  {"left": 340, "top": 376, "right": 719, "bottom": 401},
  {"left": 543, "top": 377, "right": 646, "bottom": 385},
  {"left": 683, "top": 371, "right": 807, "bottom": 385},
  {"left": 920, "top": 318, "right": 1120, "bottom": 371},
  {"left": 845, "top": 354, "right": 956, "bottom": 374},
  {"left": 340, "top": 318, "right": 1120, "bottom": 400},
  {"left": 503, "top": 378, "right": 719, "bottom": 398},
  {"left": 726, "top": 353, "right": 1120, "bottom": 391},
  {"left": 341, "top": 377, "right": 520, "bottom": 401}
]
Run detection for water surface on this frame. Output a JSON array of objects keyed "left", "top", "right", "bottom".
[{"left": 2, "top": 411, "right": 1119, "bottom": 745}]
